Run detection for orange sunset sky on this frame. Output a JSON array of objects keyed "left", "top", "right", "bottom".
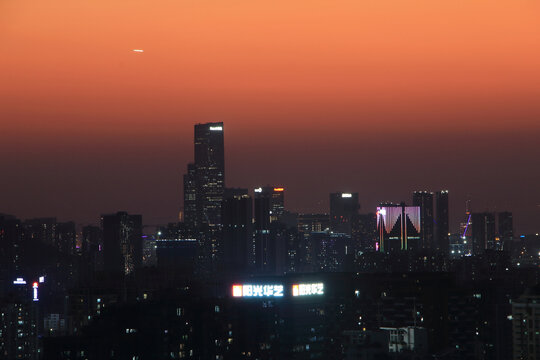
[{"left": 1, "top": 0, "right": 540, "bottom": 232}]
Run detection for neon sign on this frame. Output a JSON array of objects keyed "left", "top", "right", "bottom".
[
  {"left": 232, "top": 282, "right": 325, "bottom": 298},
  {"left": 13, "top": 278, "right": 26, "bottom": 285},
  {"left": 209, "top": 126, "right": 223, "bottom": 131},
  {"left": 232, "top": 284, "right": 284, "bottom": 298},
  {"left": 33, "top": 282, "right": 39, "bottom": 302},
  {"left": 292, "top": 283, "right": 324, "bottom": 296}
]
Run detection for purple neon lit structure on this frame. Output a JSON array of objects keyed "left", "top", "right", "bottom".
[
  {"left": 377, "top": 205, "right": 421, "bottom": 252},
  {"left": 462, "top": 214, "right": 471, "bottom": 238}
]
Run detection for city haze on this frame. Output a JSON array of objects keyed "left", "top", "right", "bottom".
[{"left": 1, "top": 0, "right": 540, "bottom": 232}]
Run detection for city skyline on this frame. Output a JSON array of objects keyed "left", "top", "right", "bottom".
[
  {"left": 2, "top": 1, "right": 540, "bottom": 358},
  {"left": 0, "top": 123, "right": 535, "bottom": 360},
  {"left": 0, "top": 120, "right": 536, "bottom": 234},
  {"left": 1, "top": 0, "right": 540, "bottom": 233}
]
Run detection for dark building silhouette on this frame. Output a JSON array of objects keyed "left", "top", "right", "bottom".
[
  {"left": 22, "top": 219, "right": 75, "bottom": 255},
  {"left": 0, "top": 214, "right": 22, "bottom": 277},
  {"left": 471, "top": 212, "right": 496, "bottom": 255},
  {"left": 56, "top": 221, "right": 76, "bottom": 255},
  {"left": 435, "top": 190, "right": 449, "bottom": 253},
  {"left": 512, "top": 285, "right": 540, "bottom": 360},
  {"left": 222, "top": 188, "right": 253, "bottom": 273},
  {"left": 252, "top": 187, "right": 290, "bottom": 274},
  {"left": 254, "top": 187, "right": 272, "bottom": 273},
  {"left": 102, "top": 212, "right": 142, "bottom": 277},
  {"left": 498, "top": 211, "right": 513, "bottom": 251},
  {"left": 270, "top": 188, "right": 285, "bottom": 222},
  {"left": 310, "top": 231, "right": 353, "bottom": 272},
  {"left": 296, "top": 213, "right": 330, "bottom": 272},
  {"left": 277, "top": 223, "right": 301, "bottom": 274},
  {"left": 23, "top": 218, "right": 57, "bottom": 247},
  {"left": 81, "top": 225, "right": 102, "bottom": 273},
  {"left": 254, "top": 186, "right": 285, "bottom": 223},
  {"left": 352, "top": 213, "right": 377, "bottom": 252},
  {"left": 182, "top": 122, "right": 225, "bottom": 273},
  {"left": 183, "top": 163, "right": 197, "bottom": 226},
  {"left": 43, "top": 271, "right": 526, "bottom": 360},
  {"left": 297, "top": 213, "right": 330, "bottom": 234},
  {"left": 81, "top": 225, "right": 101, "bottom": 257},
  {"left": 193, "top": 122, "right": 225, "bottom": 227},
  {"left": 330, "top": 192, "right": 360, "bottom": 235},
  {"left": 413, "top": 191, "right": 434, "bottom": 250},
  {"left": 0, "top": 278, "right": 40, "bottom": 359},
  {"left": 155, "top": 237, "right": 197, "bottom": 274}
]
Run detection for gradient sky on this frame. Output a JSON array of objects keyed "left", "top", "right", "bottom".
[{"left": 1, "top": 0, "right": 540, "bottom": 233}]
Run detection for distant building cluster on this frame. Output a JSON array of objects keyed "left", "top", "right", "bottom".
[{"left": 1, "top": 122, "right": 539, "bottom": 359}]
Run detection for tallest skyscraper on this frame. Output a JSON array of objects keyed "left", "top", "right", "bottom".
[
  {"left": 183, "top": 122, "right": 225, "bottom": 273},
  {"left": 184, "top": 122, "right": 225, "bottom": 228}
]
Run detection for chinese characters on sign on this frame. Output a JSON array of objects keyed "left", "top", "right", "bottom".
[
  {"left": 292, "top": 283, "right": 324, "bottom": 296},
  {"left": 232, "top": 283, "right": 324, "bottom": 298},
  {"left": 232, "top": 284, "right": 284, "bottom": 298}
]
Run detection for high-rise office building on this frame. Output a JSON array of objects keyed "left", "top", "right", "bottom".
[
  {"left": 0, "top": 214, "right": 22, "bottom": 277},
  {"left": 254, "top": 187, "right": 272, "bottom": 273},
  {"left": 222, "top": 188, "right": 253, "bottom": 273},
  {"left": 102, "top": 212, "right": 143, "bottom": 276},
  {"left": 0, "top": 278, "right": 40, "bottom": 359},
  {"left": 512, "top": 286, "right": 540, "bottom": 360},
  {"left": 254, "top": 186, "right": 285, "bottom": 223},
  {"left": 296, "top": 213, "right": 330, "bottom": 270},
  {"left": 183, "top": 163, "right": 197, "bottom": 226},
  {"left": 269, "top": 187, "right": 285, "bottom": 222},
  {"left": 471, "top": 212, "right": 496, "bottom": 255},
  {"left": 412, "top": 191, "right": 434, "bottom": 250},
  {"left": 498, "top": 211, "right": 513, "bottom": 251},
  {"left": 376, "top": 204, "right": 421, "bottom": 252},
  {"left": 193, "top": 122, "right": 225, "bottom": 227},
  {"left": 435, "top": 190, "right": 449, "bottom": 253},
  {"left": 330, "top": 192, "right": 360, "bottom": 235},
  {"left": 182, "top": 123, "right": 225, "bottom": 273},
  {"left": 251, "top": 186, "right": 289, "bottom": 274}
]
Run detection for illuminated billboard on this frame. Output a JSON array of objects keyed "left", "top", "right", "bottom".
[
  {"left": 232, "top": 284, "right": 284, "bottom": 298},
  {"left": 232, "top": 282, "right": 325, "bottom": 298},
  {"left": 292, "top": 283, "right": 324, "bottom": 296},
  {"left": 376, "top": 205, "right": 421, "bottom": 252},
  {"left": 13, "top": 277, "right": 26, "bottom": 285},
  {"left": 33, "top": 282, "right": 39, "bottom": 302}
]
